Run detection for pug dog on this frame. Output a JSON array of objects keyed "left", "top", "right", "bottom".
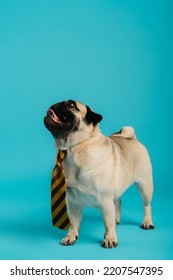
[{"left": 44, "top": 100, "right": 154, "bottom": 248}]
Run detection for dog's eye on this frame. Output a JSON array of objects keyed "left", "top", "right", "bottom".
[
  {"left": 66, "top": 100, "right": 79, "bottom": 111},
  {"left": 67, "top": 100, "right": 75, "bottom": 108}
]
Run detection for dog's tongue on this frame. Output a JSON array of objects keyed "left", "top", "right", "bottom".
[{"left": 48, "top": 109, "right": 62, "bottom": 123}]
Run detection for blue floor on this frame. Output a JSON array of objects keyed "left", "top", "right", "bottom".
[{"left": 0, "top": 175, "right": 172, "bottom": 260}]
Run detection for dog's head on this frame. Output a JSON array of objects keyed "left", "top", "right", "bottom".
[{"left": 44, "top": 100, "right": 103, "bottom": 148}]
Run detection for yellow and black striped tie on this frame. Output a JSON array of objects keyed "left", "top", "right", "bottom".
[{"left": 51, "top": 150, "right": 71, "bottom": 230}]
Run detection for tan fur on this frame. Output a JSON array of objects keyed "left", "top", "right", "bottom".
[{"left": 54, "top": 102, "right": 154, "bottom": 248}]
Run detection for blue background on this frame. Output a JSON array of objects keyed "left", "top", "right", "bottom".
[{"left": 0, "top": 0, "right": 172, "bottom": 260}]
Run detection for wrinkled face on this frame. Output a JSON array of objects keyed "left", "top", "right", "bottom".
[{"left": 44, "top": 100, "right": 103, "bottom": 140}]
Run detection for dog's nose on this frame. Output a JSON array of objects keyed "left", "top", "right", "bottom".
[
  {"left": 50, "top": 101, "right": 66, "bottom": 110},
  {"left": 50, "top": 104, "right": 56, "bottom": 111}
]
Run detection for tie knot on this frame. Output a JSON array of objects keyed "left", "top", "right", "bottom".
[{"left": 56, "top": 150, "right": 67, "bottom": 165}]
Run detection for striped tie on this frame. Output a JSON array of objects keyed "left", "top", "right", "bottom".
[{"left": 51, "top": 150, "right": 71, "bottom": 230}]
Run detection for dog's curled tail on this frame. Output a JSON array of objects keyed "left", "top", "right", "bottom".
[{"left": 111, "top": 126, "right": 136, "bottom": 140}]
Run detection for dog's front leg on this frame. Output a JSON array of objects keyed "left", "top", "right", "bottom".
[
  {"left": 100, "top": 196, "right": 118, "bottom": 248},
  {"left": 61, "top": 203, "right": 83, "bottom": 246}
]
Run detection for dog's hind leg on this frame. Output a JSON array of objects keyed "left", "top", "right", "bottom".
[
  {"left": 136, "top": 172, "right": 154, "bottom": 230},
  {"left": 114, "top": 199, "right": 121, "bottom": 224}
]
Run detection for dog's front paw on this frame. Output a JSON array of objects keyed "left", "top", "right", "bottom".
[
  {"left": 141, "top": 223, "right": 154, "bottom": 230},
  {"left": 61, "top": 235, "right": 78, "bottom": 246},
  {"left": 141, "top": 218, "right": 154, "bottom": 230},
  {"left": 102, "top": 239, "right": 118, "bottom": 249}
]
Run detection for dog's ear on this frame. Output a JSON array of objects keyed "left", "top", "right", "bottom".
[{"left": 85, "top": 106, "right": 103, "bottom": 126}]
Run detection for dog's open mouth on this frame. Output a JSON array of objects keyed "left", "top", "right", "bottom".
[
  {"left": 47, "top": 108, "right": 69, "bottom": 125},
  {"left": 47, "top": 109, "right": 63, "bottom": 124}
]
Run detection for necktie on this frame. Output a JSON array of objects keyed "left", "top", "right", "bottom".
[{"left": 51, "top": 150, "right": 71, "bottom": 230}]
